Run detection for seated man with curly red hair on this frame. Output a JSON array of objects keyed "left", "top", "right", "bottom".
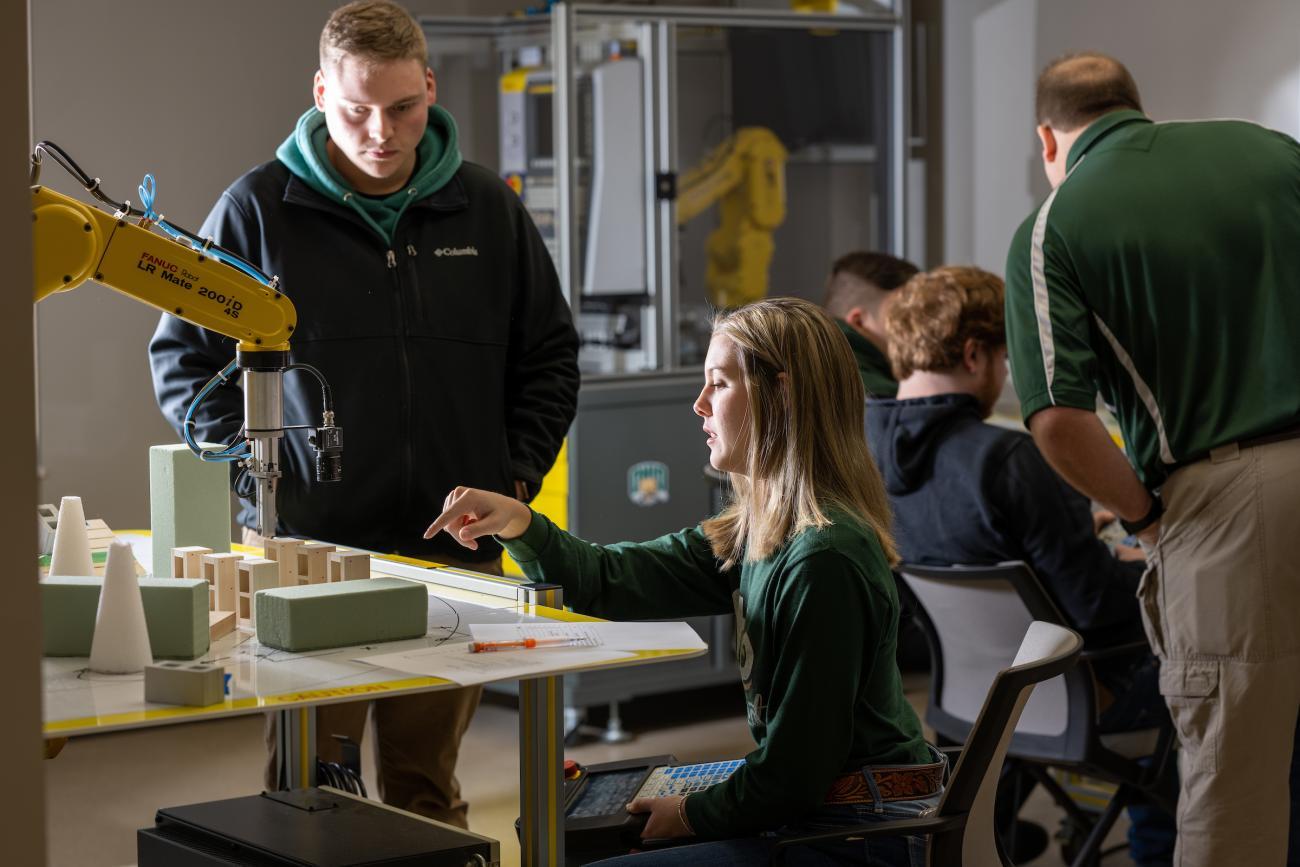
[{"left": 865, "top": 266, "right": 1175, "bottom": 867}]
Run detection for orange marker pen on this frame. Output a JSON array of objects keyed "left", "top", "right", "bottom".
[{"left": 469, "top": 637, "right": 583, "bottom": 653}]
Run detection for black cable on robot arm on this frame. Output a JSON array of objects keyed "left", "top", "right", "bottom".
[
  {"left": 32, "top": 140, "right": 135, "bottom": 215},
  {"left": 285, "top": 363, "right": 334, "bottom": 413}
]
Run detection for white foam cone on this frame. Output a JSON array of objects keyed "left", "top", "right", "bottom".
[
  {"left": 89, "top": 541, "right": 153, "bottom": 674},
  {"left": 49, "top": 496, "right": 94, "bottom": 577}
]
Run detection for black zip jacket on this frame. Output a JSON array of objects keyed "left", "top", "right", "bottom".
[
  {"left": 866, "top": 394, "right": 1144, "bottom": 648},
  {"left": 148, "top": 159, "right": 579, "bottom": 562}
]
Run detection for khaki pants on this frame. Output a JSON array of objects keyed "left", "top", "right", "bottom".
[
  {"left": 246, "top": 528, "right": 496, "bottom": 828},
  {"left": 1138, "top": 438, "right": 1300, "bottom": 866}
]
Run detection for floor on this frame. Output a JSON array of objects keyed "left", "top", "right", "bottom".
[{"left": 44, "top": 679, "right": 1133, "bottom": 866}]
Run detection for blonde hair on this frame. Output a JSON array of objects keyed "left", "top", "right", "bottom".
[
  {"left": 884, "top": 266, "right": 1005, "bottom": 381},
  {"left": 701, "top": 297, "right": 898, "bottom": 568},
  {"left": 320, "top": 1, "right": 428, "bottom": 71}
]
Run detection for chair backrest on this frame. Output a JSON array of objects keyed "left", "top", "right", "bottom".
[
  {"left": 929, "top": 621, "right": 1082, "bottom": 867},
  {"left": 898, "top": 562, "right": 1096, "bottom": 761}
]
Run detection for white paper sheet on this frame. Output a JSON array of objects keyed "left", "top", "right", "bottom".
[
  {"left": 353, "top": 642, "right": 635, "bottom": 686},
  {"left": 468, "top": 621, "right": 708, "bottom": 652}
]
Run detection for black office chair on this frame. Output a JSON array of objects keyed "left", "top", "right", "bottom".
[
  {"left": 897, "top": 561, "right": 1178, "bottom": 867},
  {"left": 772, "top": 621, "right": 1083, "bottom": 866}
]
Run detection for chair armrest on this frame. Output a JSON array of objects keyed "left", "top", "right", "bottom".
[
  {"left": 937, "top": 746, "right": 962, "bottom": 783},
  {"left": 770, "top": 815, "right": 964, "bottom": 865},
  {"left": 1079, "top": 640, "right": 1149, "bottom": 663}
]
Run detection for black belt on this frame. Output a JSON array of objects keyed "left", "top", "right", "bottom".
[
  {"left": 1237, "top": 421, "right": 1300, "bottom": 451},
  {"left": 1171, "top": 420, "right": 1300, "bottom": 476}
]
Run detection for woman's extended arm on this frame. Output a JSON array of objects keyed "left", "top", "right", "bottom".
[{"left": 425, "top": 486, "right": 733, "bottom": 620}]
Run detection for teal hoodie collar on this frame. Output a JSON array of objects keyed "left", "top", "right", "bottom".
[{"left": 275, "top": 105, "right": 463, "bottom": 246}]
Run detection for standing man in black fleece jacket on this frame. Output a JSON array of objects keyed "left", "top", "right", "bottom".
[
  {"left": 147, "top": 1, "right": 578, "bottom": 828},
  {"left": 865, "top": 265, "right": 1174, "bottom": 866}
]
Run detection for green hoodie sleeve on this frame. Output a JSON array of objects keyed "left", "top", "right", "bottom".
[
  {"left": 501, "top": 511, "right": 733, "bottom": 619},
  {"left": 685, "top": 550, "right": 899, "bottom": 838}
]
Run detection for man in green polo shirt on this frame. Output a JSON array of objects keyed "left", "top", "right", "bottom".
[
  {"left": 822, "top": 250, "right": 918, "bottom": 398},
  {"left": 1004, "top": 52, "right": 1300, "bottom": 867}
]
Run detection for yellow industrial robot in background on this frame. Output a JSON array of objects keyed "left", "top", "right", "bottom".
[
  {"left": 676, "top": 126, "right": 788, "bottom": 309},
  {"left": 30, "top": 141, "right": 339, "bottom": 538}
]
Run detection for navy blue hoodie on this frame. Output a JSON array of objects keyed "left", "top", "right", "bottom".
[{"left": 866, "top": 393, "right": 1144, "bottom": 648}]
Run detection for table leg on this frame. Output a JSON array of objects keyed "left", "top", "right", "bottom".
[
  {"left": 276, "top": 705, "right": 316, "bottom": 789},
  {"left": 518, "top": 582, "right": 566, "bottom": 866},
  {"left": 519, "top": 674, "right": 565, "bottom": 867}
]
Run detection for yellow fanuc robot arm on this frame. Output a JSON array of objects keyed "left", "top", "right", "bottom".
[
  {"left": 29, "top": 141, "right": 330, "bottom": 539},
  {"left": 676, "top": 127, "right": 788, "bottom": 309},
  {"left": 32, "top": 183, "right": 295, "bottom": 350}
]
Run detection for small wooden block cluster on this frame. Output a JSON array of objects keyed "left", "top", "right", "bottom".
[
  {"left": 170, "top": 542, "right": 370, "bottom": 641},
  {"left": 262, "top": 538, "right": 371, "bottom": 587}
]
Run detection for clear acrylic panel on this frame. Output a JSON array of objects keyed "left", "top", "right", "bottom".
[
  {"left": 673, "top": 23, "right": 896, "bottom": 367},
  {"left": 424, "top": 9, "right": 902, "bottom": 376}
]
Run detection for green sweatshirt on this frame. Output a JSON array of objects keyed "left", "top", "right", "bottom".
[
  {"left": 275, "top": 105, "right": 463, "bottom": 247},
  {"left": 501, "top": 511, "right": 929, "bottom": 838},
  {"left": 1005, "top": 110, "right": 1300, "bottom": 485},
  {"left": 836, "top": 319, "right": 898, "bottom": 398}
]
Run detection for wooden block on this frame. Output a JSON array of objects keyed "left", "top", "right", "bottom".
[
  {"left": 264, "top": 537, "right": 304, "bottom": 588},
  {"left": 145, "top": 662, "right": 225, "bottom": 707},
  {"left": 328, "top": 551, "right": 371, "bottom": 582},
  {"left": 202, "top": 552, "right": 242, "bottom": 613},
  {"left": 237, "top": 558, "right": 279, "bottom": 629},
  {"left": 296, "top": 542, "right": 335, "bottom": 585},
  {"left": 149, "top": 443, "right": 232, "bottom": 577},
  {"left": 82, "top": 519, "right": 115, "bottom": 577},
  {"left": 85, "top": 518, "right": 115, "bottom": 546},
  {"left": 209, "top": 609, "right": 235, "bottom": 641},
  {"left": 76, "top": 519, "right": 145, "bottom": 578},
  {"left": 172, "top": 546, "right": 212, "bottom": 582}
]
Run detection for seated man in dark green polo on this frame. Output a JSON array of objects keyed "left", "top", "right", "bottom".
[{"left": 822, "top": 251, "right": 919, "bottom": 397}]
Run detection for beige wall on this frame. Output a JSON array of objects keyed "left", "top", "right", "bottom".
[{"left": 942, "top": 0, "right": 1300, "bottom": 270}]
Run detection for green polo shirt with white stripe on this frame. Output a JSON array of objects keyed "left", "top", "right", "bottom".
[{"left": 1005, "top": 109, "right": 1300, "bottom": 486}]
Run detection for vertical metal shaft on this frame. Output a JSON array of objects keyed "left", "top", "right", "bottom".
[
  {"left": 252, "top": 435, "right": 280, "bottom": 539},
  {"left": 243, "top": 368, "right": 284, "bottom": 540},
  {"left": 553, "top": 1, "right": 577, "bottom": 307}
]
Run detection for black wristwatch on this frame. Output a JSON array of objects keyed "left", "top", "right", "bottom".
[{"left": 1120, "top": 495, "right": 1164, "bottom": 535}]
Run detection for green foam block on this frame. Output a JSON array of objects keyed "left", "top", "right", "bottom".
[
  {"left": 41, "top": 577, "right": 210, "bottom": 659},
  {"left": 255, "top": 577, "right": 428, "bottom": 652},
  {"left": 150, "top": 443, "right": 232, "bottom": 577}
]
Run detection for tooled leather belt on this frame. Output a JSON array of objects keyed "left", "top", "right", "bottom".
[{"left": 824, "top": 757, "right": 945, "bottom": 805}]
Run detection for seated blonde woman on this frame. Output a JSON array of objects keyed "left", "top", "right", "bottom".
[{"left": 426, "top": 298, "right": 941, "bottom": 866}]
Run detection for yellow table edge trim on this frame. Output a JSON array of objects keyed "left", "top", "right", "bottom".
[
  {"left": 44, "top": 675, "right": 449, "bottom": 733},
  {"left": 44, "top": 649, "right": 699, "bottom": 735}
]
